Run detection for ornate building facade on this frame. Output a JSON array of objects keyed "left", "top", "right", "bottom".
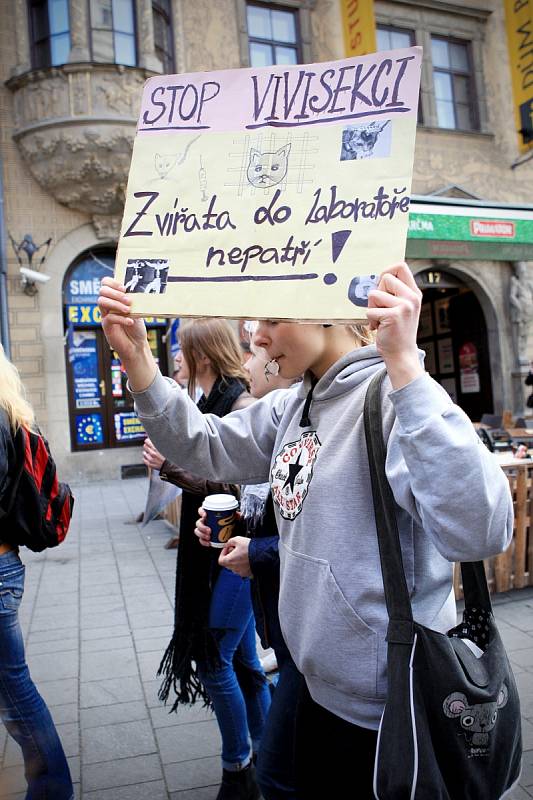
[{"left": 1, "top": 0, "right": 532, "bottom": 479}]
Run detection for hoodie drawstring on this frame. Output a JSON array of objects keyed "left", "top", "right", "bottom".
[{"left": 299, "top": 378, "right": 317, "bottom": 427}]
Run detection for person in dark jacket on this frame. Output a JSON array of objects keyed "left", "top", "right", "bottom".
[
  {"left": 141, "top": 319, "right": 270, "bottom": 800},
  {"left": 0, "top": 346, "right": 73, "bottom": 800},
  {"left": 196, "top": 342, "right": 303, "bottom": 800}
]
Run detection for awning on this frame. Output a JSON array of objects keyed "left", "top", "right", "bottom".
[{"left": 407, "top": 196, "right": 533, "bottom": 261}]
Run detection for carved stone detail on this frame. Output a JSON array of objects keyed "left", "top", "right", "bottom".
[
  {"left": 68, "top": 0, "right": 90, "bottom": 62},
  {"left": 6, "top": 65, "right": 150, "bottom": 215},
  {"left": 136, "top": 0, "right": 161, "bottom": 72},
  {"left": 92, "top": 214, "right": 122, "bottom": 241},
  {"left": 510, "top": 261, "right": 533, "bottom": 367},
  {"left": 12, "top": 0, "right": 31, "bottom": 77},
  {"left": 17, "top": 127, "right": 133, "bottom": 214}
]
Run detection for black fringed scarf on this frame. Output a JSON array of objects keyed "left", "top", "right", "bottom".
[{"left": 157, "top": 376, "right": 266, "bottom": 711}]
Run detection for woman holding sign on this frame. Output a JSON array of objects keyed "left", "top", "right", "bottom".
[{"left": 98, "top": 263, "right": 512, "bottom": 798}]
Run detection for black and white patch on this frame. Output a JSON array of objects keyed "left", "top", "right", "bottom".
[{"left": 271, "top": 431, "right": 321, "bottom": 521}]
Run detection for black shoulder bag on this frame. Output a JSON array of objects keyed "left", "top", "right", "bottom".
[{"left": 364, "top": 370, "right": 522, "bottom": 800}]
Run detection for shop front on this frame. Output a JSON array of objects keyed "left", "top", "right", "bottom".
[
  {"left": 63, "top": 251, "right": 169, "bottom": 452},
  {"left": 407, "top": 196, "right": 533, "bottom": 420}
]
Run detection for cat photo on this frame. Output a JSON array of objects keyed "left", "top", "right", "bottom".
[
  {"left": 246, "top": 144, "right": 291, "bottom": 188},
  {"left": 153, "top": 135, "right": 201, "bottom": 180},
  {"left": 340, "top": 121, "right": 391, "bottom": 161}
]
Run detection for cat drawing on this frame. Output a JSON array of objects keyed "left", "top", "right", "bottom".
[
  {"left": 154, "top": 135, "right": 201, "bottom": 179},
  {"left": 246, "top": 144, "right": 291, "bottom": 188}
]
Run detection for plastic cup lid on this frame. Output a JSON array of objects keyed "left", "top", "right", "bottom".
[{"left": 202, "top": 494, "right": 239, "bottom": 511}]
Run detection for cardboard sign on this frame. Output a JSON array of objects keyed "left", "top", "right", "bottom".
[{"left": 116, "top": 47, "right": 422, "bottom": 321}]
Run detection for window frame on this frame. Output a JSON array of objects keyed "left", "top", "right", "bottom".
[
  {"left": 28, "top": 0, "right": 71, "bottom": 69},
  {"left": 431, "top": 34, "right": 479, "bottom": 132},
  {"left": 376, "top": 24, "right": 422, "bottom": 124},
  {"left": 152, "top": 0, "right": 175, "bottom": 74},
  {"left": 376, "top": 23, "right": 415, "bottom": 52},
  {"left": 375, "top": 2, "right": 490, "bottom": 136},
  {"left": 88, "top": 0, "right": 138, "bottom": 67},
  {"left": 246, "top": 1, "right": 302, "bottom": 67}
]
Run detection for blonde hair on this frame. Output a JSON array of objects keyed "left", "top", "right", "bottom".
[
  {"left": 179, "top": 318, "right": 249, "bottom": 398},
  {"left": 0, "top": 345, "right": 35, "bottom": 432},
  {"left": 346, "top": 322, "right": 376, "bottom": 347}
]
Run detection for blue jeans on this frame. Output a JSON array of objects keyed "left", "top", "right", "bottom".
[
  {"left": 256, "top": 652, "right": 302, "bottom": 800},
  {"left": 198, "top": 567, "right": 271, "bottom": 770},
  {"left": 0, "top": 550, "right": 73, "bottom": 800}
]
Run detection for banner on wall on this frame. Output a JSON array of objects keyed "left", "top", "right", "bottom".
[
  {"left": 70, "top": 331, "right": 101, "bottom": 409},
  {"left": 341, "top": 0, "right": 377, "bottom": 57},
  {"left": 115, "top": 48, "right": 422, "bottom": 322},
  {"left": 504, "top": 0, "right": 533, "bottom": 153}
]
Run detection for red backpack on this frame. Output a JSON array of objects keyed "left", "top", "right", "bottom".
[{"left": 0, "top": 424, "right": 74, "bottom": 552}]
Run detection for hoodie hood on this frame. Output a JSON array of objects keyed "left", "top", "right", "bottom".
[
  {"left": 295, "top": 344, "right": 426, "bottom": 426},
  {"left": 297, "top": 344, "right": 384, "bottom": 404},
  {"left": 295, "top": 344, "right": 384, "bottom": 426}
]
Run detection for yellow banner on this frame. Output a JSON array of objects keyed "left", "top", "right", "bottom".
[
  {"left": 504, "top": 0, "right": 533, "bottom": 153},
  {"left": 341, "top": 0, "right": 377, "bottom": 57}
]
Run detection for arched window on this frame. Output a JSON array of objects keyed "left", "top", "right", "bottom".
[
  {"left": 90, "top": 0, "right": 137, "bottom": 66},
  {"left": 29, "top": 0, "right": 71, "bottom": 69},
  {"left": 153, "top": 0, "right": 175, "bottom": 73}
]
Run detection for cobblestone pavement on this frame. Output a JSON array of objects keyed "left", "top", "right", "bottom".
[{"left": 0, "top": 477, "right": 533, "bottom": 799}]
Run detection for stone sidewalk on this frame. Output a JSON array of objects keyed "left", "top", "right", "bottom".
[{"left": 0, "top": 477, "right": 533, "bottom": 799}]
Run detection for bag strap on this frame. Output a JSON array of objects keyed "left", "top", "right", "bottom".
[{"left": 363, "top": 370, "right": 492, "bottom": 645}]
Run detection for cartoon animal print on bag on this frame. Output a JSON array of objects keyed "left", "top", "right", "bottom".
[
  {"left": 443, "top": 685, "right": 508, "bottom": 755},
  {"left": 246, "top": 144, "right": 291, "bottom": 188}
]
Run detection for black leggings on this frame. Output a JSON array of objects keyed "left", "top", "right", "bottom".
[{"left": 294, "top": 680, "right": 378, "bottom": 799}]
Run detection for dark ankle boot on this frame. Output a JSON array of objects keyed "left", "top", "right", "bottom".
[{"left": 215, "top": 762, "right": 261, "bottom": 800}]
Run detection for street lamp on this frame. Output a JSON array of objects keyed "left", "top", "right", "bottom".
[{"left": 9, "top": 233, "right": 52, "bottom": 296}]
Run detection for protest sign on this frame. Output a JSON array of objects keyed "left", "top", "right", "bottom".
[{"left": 116, "top": 47, "right": 422, "bottom": 321}]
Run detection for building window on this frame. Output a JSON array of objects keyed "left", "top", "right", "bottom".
[
  {"left": 247, "top": 3, "right": 300, "bottom": 67},
  {"left": 377, "top": 25, "right": 421, "bottom": 123},
  {"left": 376, "top": 25, "right": 414, "bottom": 52},
  {"left": 29, "top": 0, "right": 71, "bottom": 68},
  {"left": 153, "top": 0, "right": 175, "bottom": 73},
  {"left": 90, "top": 0, "right": 137, "bottom": 66},
  {"left": 431, "top": 36, "right": 477, "bottom": 131}
]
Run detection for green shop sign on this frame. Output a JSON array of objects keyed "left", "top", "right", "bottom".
[{"left": 406, "top": 212, "right": 533, "bottom": 261}]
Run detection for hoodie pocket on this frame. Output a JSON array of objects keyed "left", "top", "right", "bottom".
[{"left": 279, "top": 544, "right": 381, "bottom": 700}]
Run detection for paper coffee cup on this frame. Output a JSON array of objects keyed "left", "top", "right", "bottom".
[{"left": 202, "top": 494, "right": 239, "bottom": 548}]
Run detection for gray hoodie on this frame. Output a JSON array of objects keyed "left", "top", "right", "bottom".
[{"left": 132, "top": 345, "right": 513, "bottom": 729}]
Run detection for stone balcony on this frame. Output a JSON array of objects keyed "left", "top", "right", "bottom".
[{"left": 6, "top": 63, "right": 153, "bottom": 219}]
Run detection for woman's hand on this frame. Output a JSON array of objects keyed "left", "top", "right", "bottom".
[
  {"left": 366, "top": 262, "right": 424, "bottom": 390},
  {"left": 98, "top": 278, "right": 147, "bottom": 361},
  {"left": 98, "top": 277, "right": 158, "bottom": 391},
  {"left": 143, "top": 438, "right": 165, "bottom": 471},
  {"left": 194, "top": 507, "right": 212, "bottom": 547},
  {"left": 218, "top": 537, "right": 253, "bottom": 578}
]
